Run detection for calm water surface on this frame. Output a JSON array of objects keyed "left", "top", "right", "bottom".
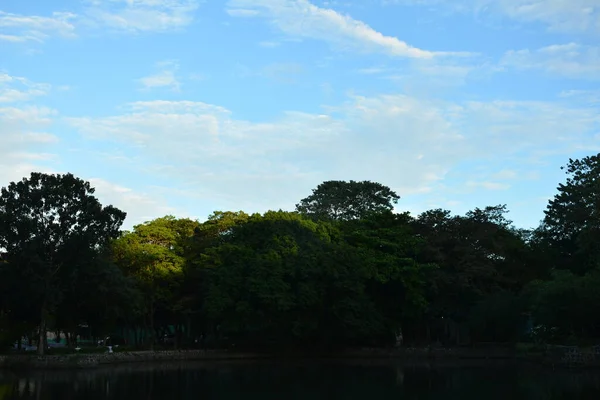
[{"left": 1, "top": 359, "right": 600, "bottom": 399}]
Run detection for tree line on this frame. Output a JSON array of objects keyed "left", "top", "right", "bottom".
[{"left": 1, "top": 154, "right": 600, "bottom": 355}]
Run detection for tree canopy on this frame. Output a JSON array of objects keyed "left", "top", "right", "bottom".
[
  {"left": 0, "top": 172, "right": 126, "bottom": 354},
  {"left": 542, "top": 154, "right": 600, "bottom": 274},
  {"left": 295, "top": 180, "right": 400, "bottom": 221},
  {"left": 2, "top": 153, "right": 600, "bottom": 353}
]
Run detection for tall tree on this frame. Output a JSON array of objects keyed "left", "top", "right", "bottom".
[
  {"left": 528, "top": 268, "right": 600, "bottom": 341},
  {"left": 296, "top": 180, "right": 400, "bottom": 221},
  {"left": 182, "top": 211, "right": 250, "bottom": 341},
  {"left": 111, "top": 216, "right": 200, "bottom": 349},
  {"left": 0, "top": 172, "right": 126, "bottom": 355},
  {"left": 199, "top": 211, "right": 382, "bottom": 350},
  {"left": 542, "top": 154, "right": 600, "bottom": 274},
  {"left": 56, "top": 254, "right": 141, "bottom": 348},
  {"left": 339, "top": 211, "right": 434, "bottom": 345},
  {"left": 412, "top": 205, "right": 528, "bottom": 344}
]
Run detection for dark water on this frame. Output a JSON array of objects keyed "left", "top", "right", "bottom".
[{"left": 2, "top": 359, "right": 600, "bottom": 400}]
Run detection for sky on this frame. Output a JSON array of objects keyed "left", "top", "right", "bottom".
[{"left": 1, "top": 0, "right": 599, "bottom": 230}]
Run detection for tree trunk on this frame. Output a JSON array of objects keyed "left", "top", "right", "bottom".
[{"left": 37, "top": 304, "right": 47, "bottom": 356}]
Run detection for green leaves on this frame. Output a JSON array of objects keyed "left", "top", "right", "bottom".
[
  {"left": 0, "top": 173, "right": 125, "bottom": 254},
  {"left": 189, "top": 209, "right": 433, "bottom": 349},
  {"left": 0, "top": 172, "right": 127, "bottom": 354},
  {"left": 542, "top": 154, "right": 600, "bottom": 274},
  {"left": 3, "top": 168, "right": 600, "bottom": 350},
  {"left": 527, "top": 268, "right": 600, "bottom": 341},
  {"left": 110, "top": 216, "right": 201, "bottom": 342},
  {"left": 296, "top": 180, "right": 400, "bottom": 221}
]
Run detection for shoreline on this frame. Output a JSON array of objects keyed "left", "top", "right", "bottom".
[{"left": 1, "top": 346, "right": 599, "bottom": 370}]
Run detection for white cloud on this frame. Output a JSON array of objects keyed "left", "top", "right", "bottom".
[
  {"left": 64, "top": 92, "right": 599, "bottom": 217},
  {"left": 387, "top": 0, "right": 600, "bottom": 34},
  {"left": 83, "top": 0, "right": 200, "bottom": 33},
  {"left": 258, "top": 40, "right": 281, "bottom": 47},
  {"left": 1, "top": 1, "right": 200, "bottom": 43},
  {"left": 0, "top": 73, "right": 51, "bottom": 103},
  {"left": 492, "top": 169, "right": 518, "bottom": 180},
  {"left": 0, "top": 73, "right": 179, "bottom": 230},
  {"left": 0, "top": 82, "right": 58, "bottom": 186},
  {"left": 501, "top": 43, "right": 600, "bottom": 80},
  {"left": 559, "top": 89, "right": 600, "bottom": 105},
  {"left": 138, "top": 60, "right": 181, "bottom": 90},
  {"left": 0, "top": 105, "right": 59, "bottom": 186},
  {"left": 459, "top": 100, "right": 600, "bottom": 153},
  {"left": 88, "top": 178, "right": 180, "bottom": 229},
  {"left": 261, "top": 62, "right": 305, "bottom": 83},
  {"left": 0, "top": 11, "right": 77, "bottom": 43},
  {"left": 484, "top": 0, "right": 600, "bottom": 34},
  {"left": 226, "top": 9, "right": 260, "bottom": 17},
  {"left": 357, "top": 67, "right": 388, "bottom": 74},
  {"left": 226, "top": 0, "right": 469, "bottom": 59},
  {"left": 0, "top": 33, "right": 35, "bottom": 42},
  {"left": 356, "top": 57, "right": 495, "bottom": 89},
  {"left": 466, "top": 181, "right": 511, "bottom": 191},
  {"left": 66, "top": 100, "right": 339, "bottom": 164}
]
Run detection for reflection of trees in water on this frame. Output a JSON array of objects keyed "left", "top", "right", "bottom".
[{"left": 2, "top": 361, "right": 600, "bottom": 399}]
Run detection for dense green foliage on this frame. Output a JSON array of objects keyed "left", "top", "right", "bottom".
[
  {"left": 1, "top": 154, "right": 600, "bottom": 353},
  {"left": 295, "top": 180, "right": 400, "bottom": 221},
  {"left": 0, "top": 173, "right": 126, "bottom": 354}
]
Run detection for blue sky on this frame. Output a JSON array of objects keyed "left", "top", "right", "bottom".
[{"left": 1, "top": 0, "right": 599, "bottom": 230}]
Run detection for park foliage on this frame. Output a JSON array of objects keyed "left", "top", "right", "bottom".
[{"left": 2, "top": 154, "right": 600, "bottom": 354}]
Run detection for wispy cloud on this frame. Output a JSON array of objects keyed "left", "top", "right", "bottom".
[
  {"left": 0, "top": 73, "right": 59, "bottom": 186},
  {"left": 491, "top": 169, "right": 518, "bottom": 180},
  {"left": 387, "top": 0, "right": 600, "bottom": 34},
  {"left": 0, "top": 73, "right": 51, "bottom": 103},
  {"left": 83, "top": 0, "right": 200, "bottom": 33},
  {"left": 1, "top": 0, "right": 201, "bottom": 44},
  {"left": 0, "top": 73, "right": 182, "bottom": 230},
  {"left": 138, "top": 60, "right": 181, "bottom": 91},
  {"left": 485, "top": 0, "right": 600, "bottom": 34},
  {"left": 559, "top": 89, "right": 600, "bottom": 105},
  {"left": 0, "top": 11, "right": 77, "bottom": 43},
  {"left": 65, "top": 92, "right": 599, "bottom": 216},
  {"left": 88, "top": 178, "right": 180, "bottom": 228},
  {"left": 226, "top": 0, "right": 469, "bottom": 59},
  {"left": 258, "top": 40, "right": 281, "bottom": 47},
  {"left": 0, "top": 105, "right": 59, "bottom": 186},
  {"left": 501, "top": 43, "right": 600, "bottom": 80},
  {"left": 226, "top": 8, "right": 260, "bottom": 17},
  {"left": 357, "top": 67, "right": 388, "bottom": 74},
  {"left": 261, "top": 62, "right": 305, "bottom": 83},
  {"left": 356, "top": 57, "right": 492, "bottom": 88},
  {"left": 466, "top": 181, "right": 511, "bottom": 191},
  {"left": 458, "top": 100, "right": 600, "bottom": 154}
]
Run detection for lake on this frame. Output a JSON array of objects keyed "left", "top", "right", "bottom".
[{"left": 1, "top": 359, "right": 600, "bottom": 399}]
